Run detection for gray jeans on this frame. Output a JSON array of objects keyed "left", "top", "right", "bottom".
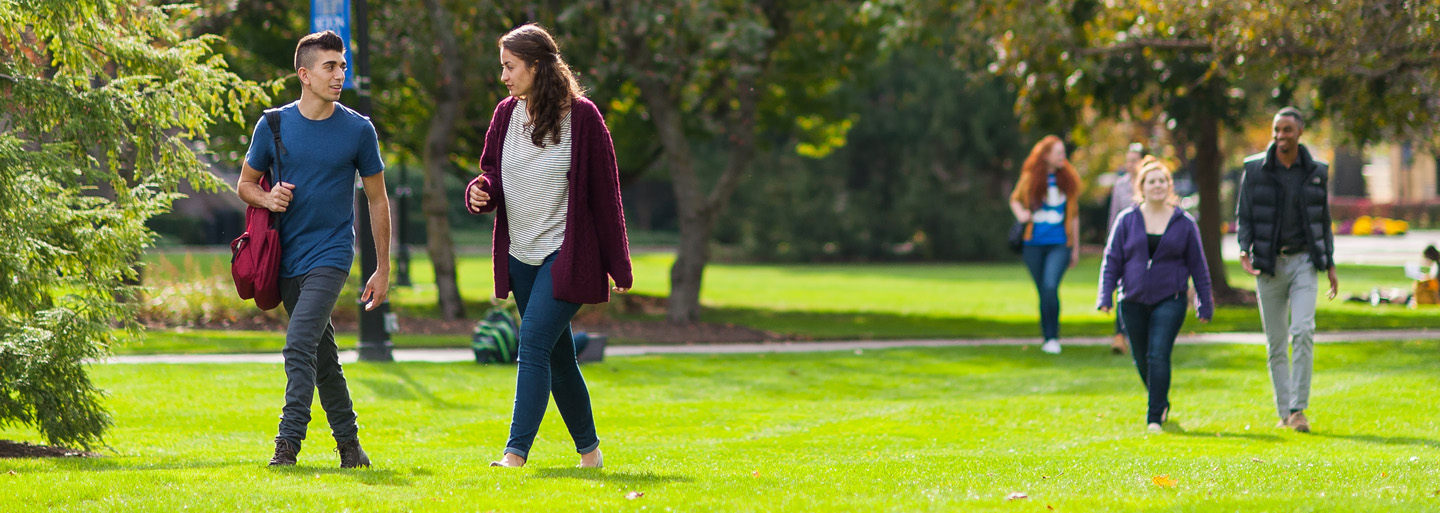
[
  {"left": 276, "top": 266, "right": 358, "bottom": 451},
  {"left": 1255, "top": 253, "right": 1318, "bottom": 419}
]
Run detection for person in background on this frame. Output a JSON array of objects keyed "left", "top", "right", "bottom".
[
  {"left": 1235, "top": 107, "right": 1339, "bottom": 434},
  {"left": 1010, "top": 135, "right": 1082, "bottom": 355},
  {"left": 1413, "top": 245, "right": 1440, "bottom": 305},
  {"left": 1098, "top": 157, "right": 1213, "bottom": 433},
  {"left": 1105, "top": 142, "right": 1147, "bottom": 354}
]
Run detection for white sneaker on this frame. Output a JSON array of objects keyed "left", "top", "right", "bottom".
[
  {"left": 1147, "top": 423, "right": 1163, "bottom": 433},
  {"left": 1041, "top": 339, "right": 1062, "bottom": 354}
]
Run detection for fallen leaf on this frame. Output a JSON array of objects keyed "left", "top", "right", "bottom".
[
  {"left": 1381, "top": 472, "right": 1388, "bottom": 477},
  {"left": 1047, "top": 506, "right": 1054, "bottom": 511},
  {"left": 1251, "top": 458, "right": 1264, "bottom": 463},
  {"left": 751, "top": 471, "right": 760, "bottom": 477},
  {"left": 313, "top": 474, "right": 321, "bottom": 480},
  {"left": 1041, "top": 475, "right": 1049, "bottom": 479},
  {"left": 1152, "top": 475, "right": 1178, "bottom": 488},
  {"left": 1006, "top": 492, "right": 1028, "bottom": 501},
  {"left": 6, "top": 470, "right": 14, "bottom": 475},
  {"left": 625, "top": 491, "right": 644, "bottom": 500}
]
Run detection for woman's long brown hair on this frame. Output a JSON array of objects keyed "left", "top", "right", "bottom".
[
  {"left": 1015, "top": 135, "right": 1081, "bottom": 209},
  {"left": 499, "top": 24, "right": 586, "bottom": 148}
]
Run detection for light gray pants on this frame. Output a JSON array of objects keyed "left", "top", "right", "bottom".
[{"left": 1255, "top": 253, "right": 1318, "bottom": 419}]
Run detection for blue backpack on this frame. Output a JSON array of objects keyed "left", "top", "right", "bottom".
[{"left": 471, "top": 306, "right": 519, "bottom": 364}]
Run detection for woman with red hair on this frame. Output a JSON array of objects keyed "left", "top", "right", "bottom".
[{"left": 1009, "top": 136, "right": 1082, "bottom": 354}]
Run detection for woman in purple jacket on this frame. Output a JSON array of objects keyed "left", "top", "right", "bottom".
[
  {"left": 465, "top": 24, "right": 633, "bottom": 468},
  {"left": 1097, "top": 157, "right": 1213, "bottom": 433}
]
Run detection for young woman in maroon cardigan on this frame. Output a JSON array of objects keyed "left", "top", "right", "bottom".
[{"left": 465, "top": 24, "right": 633, "bottom": 468}]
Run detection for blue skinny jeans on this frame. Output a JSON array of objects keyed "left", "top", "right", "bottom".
[
  {"left": 503, "top": 253, "right": 599, "bottom": 459},
  {"left": 1021, "top": 243, "right": 1070, "bottom": 340},
  {"left": 1118, "top": 294, "right": 1188, "bottom": 424}
]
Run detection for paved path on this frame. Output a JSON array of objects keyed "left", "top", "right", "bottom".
[{"left": 102, "top": 328, "right": 1440, "bottom": 364}]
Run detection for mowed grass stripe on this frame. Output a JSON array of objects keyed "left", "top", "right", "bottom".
[{"left": 3, "top": 342, "right": 1438, "bottom": 511}]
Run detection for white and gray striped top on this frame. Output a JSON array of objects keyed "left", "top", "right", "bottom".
[{"left": 502, "top": 99, "right": 573, "bottom": 265}]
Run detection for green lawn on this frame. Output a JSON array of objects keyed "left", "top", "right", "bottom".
[
  {"left": 5, "top": 342, "right": 1440, "bottom": 510},
  {"left": 131, "top": 250, "right": 1439, "bottom": 355}
]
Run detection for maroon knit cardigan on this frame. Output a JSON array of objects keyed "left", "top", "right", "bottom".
[{"left": 465, "top": 96, "right": 633, "bottom": 304}]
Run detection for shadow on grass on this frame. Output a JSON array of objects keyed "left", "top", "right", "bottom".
[
  {"left": 23, "top": 458, "right": 410, "bottom": 485},
  {"left": 532, "top": 467, "right": 693, "bottom": 485},
  {"left": 1311, "top": 432, "right": 1440, "bottom": 449},
  {"left": 268, "top": 464, "right": 413, "bottom": 486},
  {"left": 677, "top": 304, "right": 1440, "bottom": 341},
  {"left": 22, "top": 458, "right": 250, "bottom": 473},
  {"left": 353, "top": 364, "right": 471, "bottom": 410},
  {"left": 1174, "top": 430, "right": 1285, "bottom": 443}
]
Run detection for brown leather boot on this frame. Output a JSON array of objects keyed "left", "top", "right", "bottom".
[
  {"left": 1287, "top": 411, "right": 1311, "bottom": 433},
  {"left": 1110, "top": 334, "right": 1127, "bottom": 355},
  {"left": 268, "top": 437, "right": 298, "bottom": 466},
  {"left": 336, "top": 439, "right": 371, "bottom": 468}
]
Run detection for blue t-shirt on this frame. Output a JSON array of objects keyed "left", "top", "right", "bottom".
[
  {"left": 1027, "top": 174, "right": 1068, "bottom": 246},
  {"left": 245, "top": 101, "right": 384, "bottom": 278}
]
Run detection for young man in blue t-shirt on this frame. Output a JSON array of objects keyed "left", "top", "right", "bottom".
[{"left": 236, "top": 31, "right": 390, "bottom": 468}]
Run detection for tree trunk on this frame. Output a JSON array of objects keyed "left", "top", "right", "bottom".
[
  {"left": 420, "top": 0, "right": 466, "bottom": 321},
  {"left": 668, "top": 208, "right": 712, "bottom": 324},
  {"left": 631, "top": 72, "right": 709, "bottom": 324},
  {"left": 1193, "top": 113, "right": 1250, "bottom": 304},
  {"left": 632, "top": 70, "right": 759, "bottom": 324}
]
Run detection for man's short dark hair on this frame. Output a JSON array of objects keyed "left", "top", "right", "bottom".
[
  {"left": 295, "top": 31, "right": 346, "bottom": 71},
  {"left": 1127, "top": 142, "right": 1147, "bottom": 156},
  {"left": 1275, "top": 107, "right": 1305, "bottom": 129}
]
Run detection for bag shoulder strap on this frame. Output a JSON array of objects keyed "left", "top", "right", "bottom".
[{"left": 263, "top": 108, "right": 286, "bottom": 185}]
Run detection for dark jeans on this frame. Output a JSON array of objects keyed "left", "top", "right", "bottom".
[
  {"left": 277, "top": 266, "right": 358, "bottom": 451},
  {"left": 504, "top": 253, "right": 599, "bottom": 459},
  {"left": 1021, "top": 244, "right": 1070, "bottom": 340},
  {"left": 1118, "top": 295, "right": 1188, "bottom": 424}
]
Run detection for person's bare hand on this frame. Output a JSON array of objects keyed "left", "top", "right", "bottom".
[
  {"left": 468, "top": 182, "right": 491, "bottom": 210},
  {"left": 1240, "top": 253, "right": 1261, "bottom": 276},
  {"left": 1098, "top": 305, "right": 1111, "bottom": 314},
  {"left": 360, "top": 270, "right": 390, "bottom": 311},
  {"left": 1015, "top": 211, "right": 1032, "bottom": 224},
  {"left": 1327, "top": 267, "right": 1339, "bottom": 300},
  {"left": 268, "top": 182, "right": 296, "bottom": 212}
]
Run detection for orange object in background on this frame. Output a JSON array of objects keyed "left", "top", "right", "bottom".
[{"left": 1415, "top": 279, "right": 1439, "bottom": 306}]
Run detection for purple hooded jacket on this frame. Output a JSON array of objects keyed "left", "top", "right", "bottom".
[{"left": 1097, "top": 206, "right": 1214, "bottom": 319}]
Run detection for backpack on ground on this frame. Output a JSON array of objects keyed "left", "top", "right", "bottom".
[{"left": 472, "top": 306, "right": 519, "bottom": 364}]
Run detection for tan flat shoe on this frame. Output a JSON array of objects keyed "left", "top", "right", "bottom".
[{"left": 578, "top": 449, "right": 603, "bottom": 469}]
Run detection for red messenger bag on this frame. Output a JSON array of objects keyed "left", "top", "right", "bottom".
[{"left": 230, "top": 109, "right": 287, "bottom": 311}]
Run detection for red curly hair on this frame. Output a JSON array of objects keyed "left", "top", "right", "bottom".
[{"left": 1011, "top": 135, "right": 1082, "bottom": 209}]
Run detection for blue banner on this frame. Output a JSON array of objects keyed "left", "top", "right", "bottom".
[{"left": 311, "top": 0, "right": 355, "bottom": 90}]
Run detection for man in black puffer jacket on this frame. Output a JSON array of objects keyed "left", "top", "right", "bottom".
[{"left": 1235, "top": 107, "right": 1340, "bottom": 435}]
